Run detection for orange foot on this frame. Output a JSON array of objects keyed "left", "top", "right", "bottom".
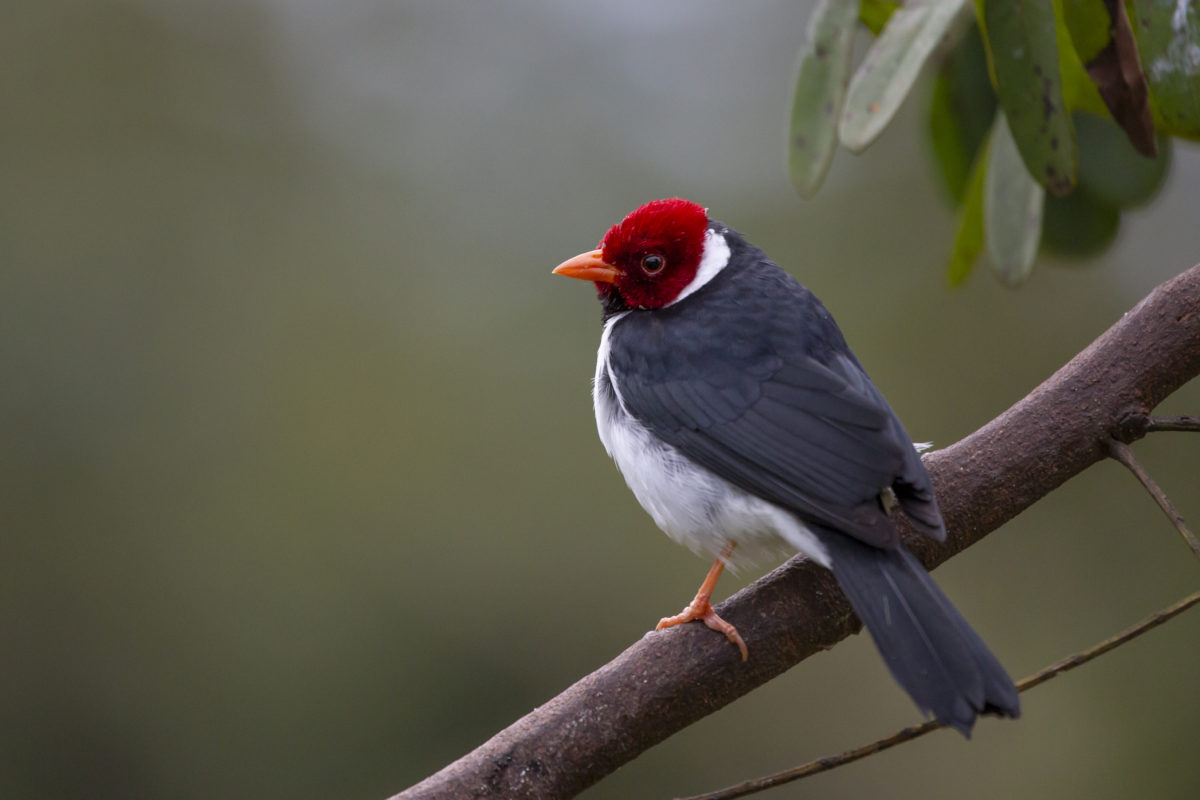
[
  {"left": 656, "top": 598, "right": 748, "bottom": 661},
  {"left": 655, "top": 544, "right": 748, "bottom": 661}
]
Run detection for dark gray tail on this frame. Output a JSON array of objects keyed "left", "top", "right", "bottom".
[{"left": 817, "top": 529, "right": 1020, "bottom": 736}]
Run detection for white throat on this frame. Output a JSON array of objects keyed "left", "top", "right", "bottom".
[{"left": 667, "top": 228, "right": 730, "bottom": 306}]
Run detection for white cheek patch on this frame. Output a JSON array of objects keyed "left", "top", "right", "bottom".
[{"left": 668, "top": 229, "right": 730, "bottom": 306}]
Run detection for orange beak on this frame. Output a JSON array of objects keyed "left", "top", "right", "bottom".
[{"left": 552, "top": 249, "right": 621, "bottom": 284}]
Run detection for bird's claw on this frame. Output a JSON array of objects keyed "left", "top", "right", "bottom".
[{"left": 657, "top": 600, "right": 749, "bottom": 661}]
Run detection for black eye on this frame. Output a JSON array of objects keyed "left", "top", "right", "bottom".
[{"left": 640, "top": 254, "right": 665, "bottom": 274}]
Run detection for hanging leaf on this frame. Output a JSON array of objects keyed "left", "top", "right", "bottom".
[
  {"left": 929, "top": 21, "right": 997, "bottom": 202},
  {"left": 840, "top": 0, "right": 966, "bottom": 153},
  {"left": 788, "top": 0, "right": 861, "bottom": 196},
  {"left": 859, "top": 0, "right": 900, "bottom": 35},
  {"left": 1074, "top": 112, "right": 1172, "bottom": 207},
  {"left": 1061, "top": 0, "right": 1112, "bottom": 62},
  {"left": 1053, "top": 0, "right": 1110, "bottom": 115},
  {"left": 981, "top": 0, "right": 1078, "bottom": 194},
  {"left": 985, "top": 113, "right": 1045, "bottom": 285},
  {"left": 1062, "top": 0, "right": 1156, "bottom": 154},
  {"left": 1042, "top": 186, "right": 1121, "bottom": 256},
  {"left": 1130, "top": 0, "right": 1200, "bottom": 138},
  {"left": 947, "top": 132, "right": 990, "bottom": 286}
]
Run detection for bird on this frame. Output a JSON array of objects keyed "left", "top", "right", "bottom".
[{"left": 552, "top": 197, "right": 1019, "bottom": 736}]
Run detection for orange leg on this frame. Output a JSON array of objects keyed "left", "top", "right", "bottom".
[{"left": 656, "top": 543, "right": 748, "bottom": 661}]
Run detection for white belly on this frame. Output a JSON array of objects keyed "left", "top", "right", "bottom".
[{"left": 592, "top": 314, "right": 829, "bottom": 570}]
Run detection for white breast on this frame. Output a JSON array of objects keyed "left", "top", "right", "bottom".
[{"left": 592, "top": 313, "right": 830, "bottom": 570}]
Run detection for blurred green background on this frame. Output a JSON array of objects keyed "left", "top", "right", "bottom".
[{"left": 3, "top": 2, "right": 1199, "bottom": 799}]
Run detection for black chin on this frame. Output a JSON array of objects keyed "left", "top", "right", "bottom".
[{"left": 598, "top": 284, "right": 630, "bottom": 320}]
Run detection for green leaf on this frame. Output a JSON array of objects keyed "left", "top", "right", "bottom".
[
  {"left": 1041, "top": 186, "right": 1121, "bottom": 256},
  {"left": 1061, "top": 0, "right": 1113, "bottom": 63},
  {"left": 1075, "top": 112, "right": 1172, "bottom": 207},
  {"left": 840, "top": 0, "right": 966, "bottom": 153},
  {"left": 788, "top": 0, "right": 861, "bottom": 196},
  {"left": 930, "top": 77, "right": 975, "bottom": 202},
  {"left": 1130, "top": 0, "right": 1200, "bottom": 138},
  {"left": 860, "top": 0, "right": 900, "bottom": 35},
  {"left": 982, "top": 0, "right": 1078, "bottom": 194},
  {"left": 929, "top": 21, "right": 997, "bottom": 202},
  {"left": 1054, "top": 0, "right": 1110, "bottom": 114},
  {"left": 973, "top": 0, "right": 1001, "bottom": 86},
  {"left": 947, "top": 131, "right": 990, "bottom": 286},
  {"left": 985, "top": 113, "right": 1045, "bottom": 285}
]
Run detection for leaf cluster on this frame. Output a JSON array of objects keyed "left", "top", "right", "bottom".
[{"left": 788, "top": 0, "right": 1196, "bottom": 285}]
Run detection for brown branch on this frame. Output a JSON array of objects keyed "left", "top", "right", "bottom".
[
  {"left": 681, "top": 588, "right": 1200, "bottom": 800},
  {"left": 1147, "top": 414, "right": 1200, "bottom": 432},
  {"left": 1107, "top": 438, "right": 1200, "bottom": 558},
  {"left": 392, "top": 264, "right": 1200, "bottom": 800}
]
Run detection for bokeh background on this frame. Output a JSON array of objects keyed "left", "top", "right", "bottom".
[{"left": 4, "top": 2, "right": 1200, "bottom": 799}]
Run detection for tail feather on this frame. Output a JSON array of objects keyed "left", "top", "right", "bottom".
[{"left": 817, "top": 528, "right": 1020, "bottom": 736}]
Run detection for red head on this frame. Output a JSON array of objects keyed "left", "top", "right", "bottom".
[{"left": 553, "top": 198, "right": 710, "bottom": 310}]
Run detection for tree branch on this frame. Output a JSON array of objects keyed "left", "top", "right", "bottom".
[
  {"left": 1146, "top": 414, "right": 1200, "bottom": 432},
  {"left": 393, "top": 264, "right": 1200, "bottom": 800},
  {"left": 1106, "top": 438, "right": 1200, "bottom": 558}
]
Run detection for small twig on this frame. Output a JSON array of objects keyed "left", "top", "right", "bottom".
[
  {"left": 1146, "top": 415, "right": 1200, "bottom": 433},
  {"left": 676, "top": 720, "right": 941, "bottom": 800},
  {"left": 1015, "top": 590, "right": 1200, "bottom": 691},
  {"left": 678, "top": 589, "right": 1200, "bottom": 800},
  {"left": 1107, "top": 438, "right": 1200, "bottom": 559}
]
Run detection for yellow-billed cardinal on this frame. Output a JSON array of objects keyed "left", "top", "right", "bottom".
[{"left": 553, "top": 198, "right": 1019, "bottom": 735}]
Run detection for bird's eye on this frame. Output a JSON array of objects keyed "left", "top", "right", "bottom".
[{"left": 640, "top": 254, "right": 665, "bottom": 275}]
